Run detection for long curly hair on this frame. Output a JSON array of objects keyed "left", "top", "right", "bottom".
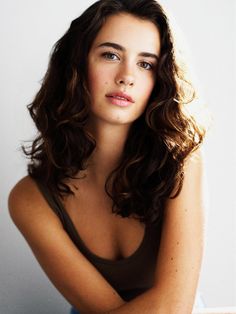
[{"left": 23, "top": 0, "right": 206, "bottom": 226}]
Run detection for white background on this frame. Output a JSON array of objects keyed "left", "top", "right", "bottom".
[{"left": 0, "top": 1, "right": 235, "bottom": 313}]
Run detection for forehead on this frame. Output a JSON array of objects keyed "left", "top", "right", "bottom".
[{"left": 91, "top": 13, "right": 161, "bottom": 55}]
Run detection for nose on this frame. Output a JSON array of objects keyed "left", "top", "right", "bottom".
[{"left": 115, "top": 65, "right": 135, "bottom": 88}]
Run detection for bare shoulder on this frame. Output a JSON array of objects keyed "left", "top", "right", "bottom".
[
  {"left": 182, "top": 146, "right": 206, "bottom": 195},
  {"left": 185, "top": 145, "right": 205, "bottom": 165},
  {"left": 174, "top": 146, "right": 206, "bottom": 204},
  {"left": 9, "top": 175, "right": 41, "bottom": 203},
  {"left": 8, "top": 175, "right": 62, "bottom": 229},
  {"left": 8, "top": 175, "right": 40, "bottom": 217}
]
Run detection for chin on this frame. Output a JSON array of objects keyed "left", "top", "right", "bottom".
[{"left": 92, "top": 113, "right": 135, "bottom": 125}]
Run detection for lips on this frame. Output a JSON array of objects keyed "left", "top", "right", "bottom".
[{"left": 106, "top": 92, "right": 134, "bottom": 103}]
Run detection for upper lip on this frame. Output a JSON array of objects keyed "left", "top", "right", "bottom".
[{"left": 106, "top": 91, "right": 135, "bottom": 103}]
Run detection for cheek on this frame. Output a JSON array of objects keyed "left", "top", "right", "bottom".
[
  {"left": 139, "top": 77, "right": 155, "bottom": 101},
  {"left": 88, "top": 63, "right": 111, "bottom": 94}
]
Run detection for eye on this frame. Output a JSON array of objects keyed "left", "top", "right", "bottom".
[
  {"left": 101, "top": 52, "right": 119, "bottom": 61},
  {"left": 139, "top": 61, "right": 154, "bottom": 71}
]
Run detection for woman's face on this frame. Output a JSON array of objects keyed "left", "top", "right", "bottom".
[{"left": 87, "top": 13, "right": 161, "bottom": 126}]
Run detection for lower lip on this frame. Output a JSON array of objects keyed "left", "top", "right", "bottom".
[{"left": 106, "top": 96, "right": 132, "bottom": 107}]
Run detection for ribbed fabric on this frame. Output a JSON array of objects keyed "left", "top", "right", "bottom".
[{"left": 35, "top": 179, "right": 163, "bottom": 302}]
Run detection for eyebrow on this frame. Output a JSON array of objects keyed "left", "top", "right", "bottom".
[{"left": 95, "top": 42, "right": 159, "bottom": 62}]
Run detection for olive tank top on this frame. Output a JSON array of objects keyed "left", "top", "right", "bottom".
[{"left": 36, "top": 180, "right": 163, "bottom": 302}]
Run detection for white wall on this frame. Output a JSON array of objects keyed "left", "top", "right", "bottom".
[{"left": 0, "top": 1, "right": 235, "bottom": 313}]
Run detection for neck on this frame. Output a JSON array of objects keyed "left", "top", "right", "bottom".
[{"left": 83, "top": 119, "right": 131, "bottom": 186}]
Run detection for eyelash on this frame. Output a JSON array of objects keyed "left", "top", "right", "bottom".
[{"left": 101, "top": 51, "right": 154, "bottom": 71}]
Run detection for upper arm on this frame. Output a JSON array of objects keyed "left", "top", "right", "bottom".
[
  {"left": 152, "top": 148, "right": 206, "bottom": 313},
  {"left": 8, "top": 176, "right": 126, "bottom": 313}
]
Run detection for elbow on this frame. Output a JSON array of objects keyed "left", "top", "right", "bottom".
[
  {"left": 149, "top": 288, "right": 194, "bottom": 314},
  {"left": 156, "top": 304, "right": 192, "bottom": 314}
]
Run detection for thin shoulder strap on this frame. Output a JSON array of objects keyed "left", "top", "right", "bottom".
[
  {"left": 34, "top": 179, "right": 96, "bottom": 256},
  {"left": 35, "top": 179, "right": 68, "bottom": 226}
]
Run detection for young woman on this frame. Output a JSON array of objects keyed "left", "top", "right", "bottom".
[{"left": 8, "top": 0, "right": 206, "bottom": 313}]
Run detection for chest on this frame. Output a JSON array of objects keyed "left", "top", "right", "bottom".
[{"left": 62, "top": 183, "right": 146, "bottom": 261}]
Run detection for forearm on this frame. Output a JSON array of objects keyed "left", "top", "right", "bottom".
[
  {"left": 101, "top": 288, "right": 159, "bottom": 314},
  {"left": 73, "top": 285, "right": 127, "bottom": 314}
]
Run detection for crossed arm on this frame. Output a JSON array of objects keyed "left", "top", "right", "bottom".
[{"left": 8, "top": 149, "right": 206, "bottom": 314}]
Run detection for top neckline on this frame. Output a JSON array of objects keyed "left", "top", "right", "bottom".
[
  {"left": 57, "top": 196, "right": 149, "bottom": 265},
  {"left": 77, "top": 221, "right": 149, "bottom": 265}
]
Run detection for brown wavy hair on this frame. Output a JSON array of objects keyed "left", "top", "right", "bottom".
[{"left": 23, "top": 0, "right": 206, "bottom": 226}]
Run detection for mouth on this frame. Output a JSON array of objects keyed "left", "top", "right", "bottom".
[
  {"left": 106, "top": 91, "right": 134, "bottom": 102},
  {"left": 105, "top": 91, "right": 134, "bottom": 107},
  {"left": 106, "top": 96, "right": 133, "bottom": 107}
]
